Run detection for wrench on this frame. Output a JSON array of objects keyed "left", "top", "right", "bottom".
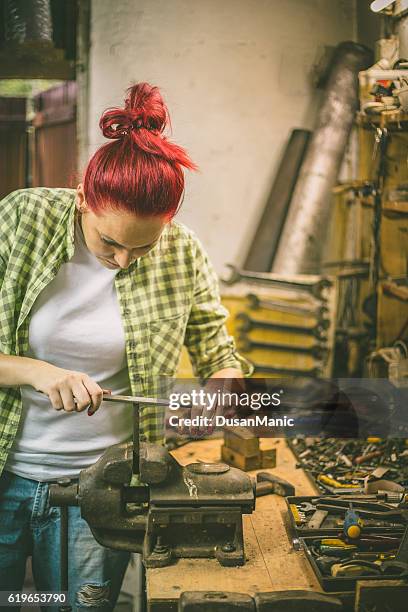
[
  {"left": 298, "top": 502, "right": 319, "bottom": 513},
  {"left": 238, "top": 335, "right": 327, "bottom": 359},
  {"left": 251, "top": 362, "right": 321, "bottom": 377},
  {"left": 236, "top": 312, "right": 329, "bottom": 338},
  {"left": 247, "top": 293, "right": 329, "bottom": 319},
  {"left": 222, "top": 265, "right": 332, "bottom": 299},
  {"left": 308, "top": 509, "right": 329, "bottom": 529},
  {"left": 299, "top": 501, "right": 408, "bottom": 522}
]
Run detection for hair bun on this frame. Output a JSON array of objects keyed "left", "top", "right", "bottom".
[
  {"left": 85, "top": 82, "right": 197, "bottom": 218},
  {"left": 99, "top": 83, "right": 168, "bottom": 140},
  {"left": 99, "top": 84, "right": 167, "bottom": 139},
  {"left": 99, "top": 108, "right": 132, "bottom": 140},
  {"left": 124, "top": 83, "right": 168, "bottom": 133},
  {"left": 98, "top": 82, "right": 197, "bottom": 171}
]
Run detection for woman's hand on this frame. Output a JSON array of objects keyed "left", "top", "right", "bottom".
[{"left": 29, "top": 361, "right": 104, "bottom": 414}]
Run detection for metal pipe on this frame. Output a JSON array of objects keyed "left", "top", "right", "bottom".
[
  {"left": 272, "top": 42, "right": 373, "bottom": 275},
  {"left": 59, "top": 507, "right": 70, "bottom": 604},
  {"left": 133, "top": 403, "right": 139, "bottom": 475}
]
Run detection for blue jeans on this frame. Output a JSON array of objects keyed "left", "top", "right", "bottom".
[{"left": 0, "top": 470, "right": 131, "bottom": 611}]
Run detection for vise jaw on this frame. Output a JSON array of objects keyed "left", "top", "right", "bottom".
[{"left": 49, "top": 440, "right": 255, "bottom": 567}]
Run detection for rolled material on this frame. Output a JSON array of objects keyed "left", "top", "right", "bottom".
[
  {"left": 244, "top": 129, "right": 311, "bottom": 272},
  {"left": 397, "top": 13, "right": 408, "bottom": 60},
  {"left": 272, "top": 42, "right": 373, "bottom": 275},
  {"left": 5, "top": 0, "right": 52, "bottom": 44}
]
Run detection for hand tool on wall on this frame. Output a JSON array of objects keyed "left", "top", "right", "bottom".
[
  {"left": 238, "top": 335, "right": 327, "bottom": 359},
  {"left": 236, "top": 312, "right": 329, "bottom": 337},
  {"left": 222, "top": 265, "right": 332, "bottom": 299},
  {"left": 252, "top": 363, "right": 321, "bottom": 376},
  {"left": 369, "top": 126, "right": 389, "bottom": 338},
  {"left": 49, "top": 393, "right": 255, "bottom": 569},
  {"left": 246, "top": 293, "right": 328, "bottom": 319}
]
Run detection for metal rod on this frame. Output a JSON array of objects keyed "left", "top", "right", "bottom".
[
  {"left": 133, "top": 402, "right": 139, "bottom": 475},
  {"left": 59, "top": 505, "right": 72, "bottom": 611},
  {"left": 102, "top": 394, "right": 170, "bottom": 406}
]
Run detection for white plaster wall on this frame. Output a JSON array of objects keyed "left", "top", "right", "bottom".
[{"left": 85, "top": 0, "right": 356, "bottom": 273}]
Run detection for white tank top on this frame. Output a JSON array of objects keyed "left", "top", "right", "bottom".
[{"left": 5, "top": 220, "right": 133, "bottom": 481}]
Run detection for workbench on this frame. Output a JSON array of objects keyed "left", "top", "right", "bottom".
[{"left": 146, "top": 437, "right": 322, "bottom": 611}]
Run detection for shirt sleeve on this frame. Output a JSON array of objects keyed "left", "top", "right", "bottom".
[
  {"left": 0, "top": 190, "right": 21, "bottom": 353},
  {"left": 183, "top": 235, "right": 253, "bottom": 380},
  {"left": 0, "top": 190, "right": 21, "bottom": 278}
]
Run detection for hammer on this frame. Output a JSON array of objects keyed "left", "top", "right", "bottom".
[{"left": 255, "top": 472, "right": 296, "bottom": 497}]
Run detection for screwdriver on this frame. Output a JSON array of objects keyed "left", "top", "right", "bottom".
[{"left": 344, "top": 503, "right": 363, "bottom": 540}]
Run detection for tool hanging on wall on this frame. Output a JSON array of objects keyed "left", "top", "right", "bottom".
[
  {"left": 222, "top": 265, "right": 332, "bottom": 299},
  {"left": 369, "top": 126, "right": 389, "bottom": 340},
  {"left": 237, "top": 312, "right": 329, "bottom": 337},
  {"left": 246, "top": 293, "right": 329, "bottom": 318},
  {"left": 238, "top": 335, "right": 327, "bottom": 359}
]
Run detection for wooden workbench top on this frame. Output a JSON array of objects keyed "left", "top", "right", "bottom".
[{"left": 146, "top": 438, "right": 321, "bottom": 603}]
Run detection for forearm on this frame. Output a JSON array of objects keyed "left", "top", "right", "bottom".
[
  {"left": 0, "top": 353, "right": 104, "bottom": 413},
  {"left": 0, "top": 353, "right": 45, "bottom": 387},
  {"left": 210, "top": 368, "right": 243, "bottom": 378}
]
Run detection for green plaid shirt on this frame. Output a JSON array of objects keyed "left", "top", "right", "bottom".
[{"left": 0, "top": 188, "right": 249, "bottom": 475}]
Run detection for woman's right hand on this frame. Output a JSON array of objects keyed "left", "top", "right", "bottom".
[{"left": 30, "top": 361, "right": 104, "bottom": 413}]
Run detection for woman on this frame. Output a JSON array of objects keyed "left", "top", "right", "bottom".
[{"left": 0, "top": 83, "right": 248, "bottom": 609}]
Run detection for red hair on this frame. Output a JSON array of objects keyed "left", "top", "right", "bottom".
[{"left": 83, "top": 83, "right": 197, "bottom": 218}]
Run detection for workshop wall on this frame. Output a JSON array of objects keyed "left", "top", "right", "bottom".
[
  {"left": 85, "top": 0, "right": 356, "bottom": 273},
  {"left": 357, "top": 0, "right": 380, "bottom": 51}
]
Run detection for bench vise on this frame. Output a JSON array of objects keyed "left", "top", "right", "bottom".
[{"left": 49, "top": 394, "right": 255, "bottom": 568}]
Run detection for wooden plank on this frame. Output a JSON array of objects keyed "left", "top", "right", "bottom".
[
  {"left": 250, "top": 495, "right": 320, "bottom": 591},
  {"left": 147, "top": 511, "right": 273, "bottom": 600},
  {"left": 146, "top": 438, "right": 320, "bottom": 602}
]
